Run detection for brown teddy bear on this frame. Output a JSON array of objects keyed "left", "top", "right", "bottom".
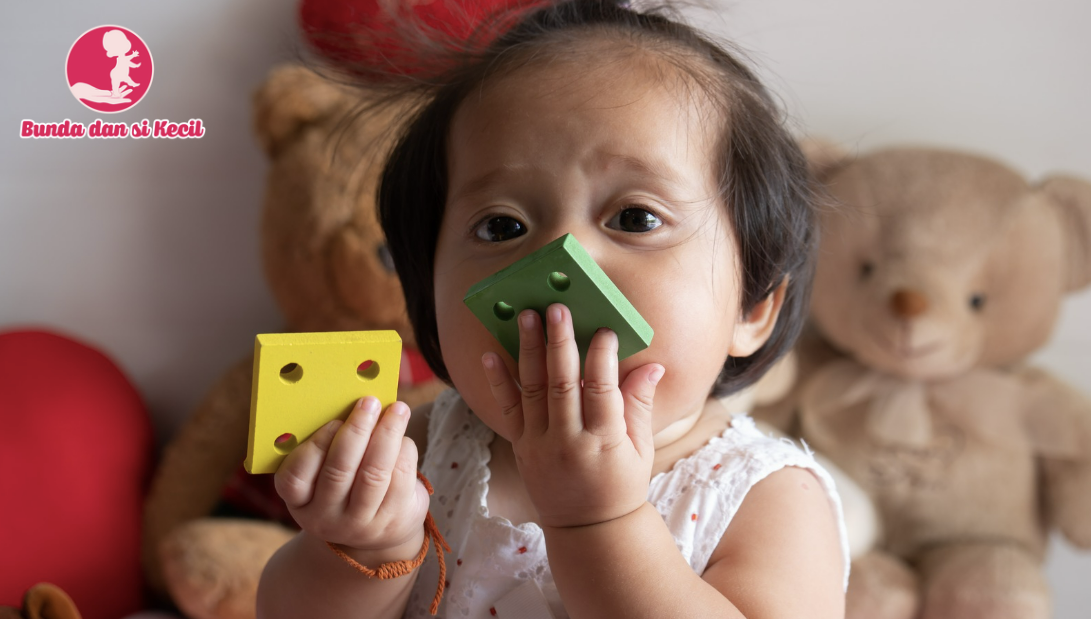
[
  {"left": 0, "top": 585, "right": 81, "bottom": 619},
  {"left": 768, "top": 144, "right": 1091, "bottom": 619},
  {"left": 141, "top": 64, "right": 445, "bottom": 619}
]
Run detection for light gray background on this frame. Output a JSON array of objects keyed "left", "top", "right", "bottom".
[{"left": 1, "top": 0, "right": 1088, "bottom": 615}]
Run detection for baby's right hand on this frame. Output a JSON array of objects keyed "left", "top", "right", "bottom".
[{"left": 274, "top": 396, "right": 430, "bottom": 553}]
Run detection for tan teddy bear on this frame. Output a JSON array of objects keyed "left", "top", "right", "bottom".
[
  {"left": 141, "top": 64, "right": 444, "bottom": 619},
  {"left": 776, "top": 144, "right": 1091, "bottom": 619}
]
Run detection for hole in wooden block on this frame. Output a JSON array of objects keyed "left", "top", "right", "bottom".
[
  {"left": 273, "top": 433, "right": 297, "bottom": 455},
  {"left": 493, "top": 301, "right": 515, "bottom": 321},
  {"left": 279, "top": 362, "right": 303, "bottom": 384},
  {"left": 547, "top": 271, "right": 570, "bottom": 292},
  {"left": 357, "top": 359, "right": 380, "bottom": 381}
]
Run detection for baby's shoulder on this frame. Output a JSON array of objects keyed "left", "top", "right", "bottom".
[
  {"left": 650, "top": 413, "right": 833, "bottom": 536},
  {"left": 666, "top": 414, "right": 819, "bottom": 487},
  {"left": 650, "top": 413, "right": 850, "bottom": 580}
]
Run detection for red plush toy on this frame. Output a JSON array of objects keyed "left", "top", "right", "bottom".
[
  {"left": 299, "top": 0, "right": 547, "bottom": 78},
  {"left": 0, "top": 329, "right": 153, "bottom": 619}
]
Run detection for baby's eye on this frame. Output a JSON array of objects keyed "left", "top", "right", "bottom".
[
  {"left": 474, "top": 216, "right": 526, "bottom": 242},
  {"left": 607, "top": 207, "right": 662, "bottom": 233}
]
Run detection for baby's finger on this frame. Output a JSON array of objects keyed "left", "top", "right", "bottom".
[
  {"left": 482, "top": 352, "right": 525, "bottom": 441},
  {"left": 274, "top": 418, "right": 342, "bottom": 509},
  {"left": 544, "top": 304, "right": 582, "bottom": 435},
  {"left": 312, "top": 396, "right": 381, "bottom": 511},
  {"left": 619, "top": 363, "right": 665, "bottom": 458},
  {"left": 373, "top": 436, "right": 428, "bottom": 525},
  {"left": 582, "top": 328, "right": 624, "bottom": 436},
  {"left": 517, "top": 309, "right": 549, "bottom": 435},
  {"left": 350, "top": 401, "right": 411, "bottom": 517}
]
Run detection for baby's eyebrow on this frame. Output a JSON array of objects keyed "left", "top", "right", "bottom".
[
  {"left": 447, "top": 153, "right": 693, "bottom": 211},
  {"left": 449, "top": 167, "right": 522, "bottom": 205},
  {"left": 598, "top": 152, "right": 686, "bottom": 189}
]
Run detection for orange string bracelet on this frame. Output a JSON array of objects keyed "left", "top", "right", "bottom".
[{"left": 326, "top": 471, "right": 451, "bottom": 615}]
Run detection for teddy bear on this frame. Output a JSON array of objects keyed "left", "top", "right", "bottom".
[
  {"left": 1, "top": 584, "right": 83, "bottom": 619},
  {"left": 140, "top": 64, "right": 445, "bottom": 619},
  {"left": 1, "top": 583, "right": 182, "bottom": 619},
  {"left": 758, "top": 143, "right": 1091, "bottom": 619}
]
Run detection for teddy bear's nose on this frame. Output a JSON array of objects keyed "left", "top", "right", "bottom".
[{"left": 890, "top": 289, "right": 929, "bottom": 318}]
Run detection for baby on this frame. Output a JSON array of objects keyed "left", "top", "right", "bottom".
[
  {"left": 258, "top": 1, "right": 850, "bottom": 617},
  {"left": 102, "top": 29, "right": 140, "bottom": 99}
]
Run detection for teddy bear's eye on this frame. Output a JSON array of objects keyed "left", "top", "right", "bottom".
[
  {"left": 859, "top": 261, "right": 875, "bottom": 281},
  {"left": 376, "top": 244, "right": 396, "bottom": 272},
  {"left": 969, "top": 293, "right": 987, "bottom": 312}
]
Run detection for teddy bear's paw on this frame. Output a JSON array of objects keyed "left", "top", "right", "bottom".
[
  {"left": 160, "top": 519, "right": 296, "bottom": 619},
  {"left": 918, "top": 543, "right": 1050, "bottom": 619},
  {"left": 1044, "top": 457, "right": 1091, "bottom": 549},
  {"left": 845, "top": 551, "right": 920, "bottom": 619}
]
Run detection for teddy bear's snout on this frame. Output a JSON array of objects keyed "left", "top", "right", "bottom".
[{"left": 889, "top": 288, "right": 929, "bottom": 319}]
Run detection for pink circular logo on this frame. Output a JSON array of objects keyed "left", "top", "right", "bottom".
[{"left": 66, "top": 26, "right": 153, "bottom": 113}]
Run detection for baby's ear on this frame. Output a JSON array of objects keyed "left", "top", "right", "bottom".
[
  {"left": 797, "top": 136, "right": 851, "bottom": 183},
  {"left": 729, "top": 278, "right": 789, "bottom": 358},
  {"left": 252, "top": 64, "right": 354, "bottom": 157},
  {"left": 1037, "top": 175, "right": 1091, "bottom": 292}
]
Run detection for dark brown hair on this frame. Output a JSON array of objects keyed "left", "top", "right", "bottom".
[{"left": 367, "top": 0, "right": 817, "bottom": 397}]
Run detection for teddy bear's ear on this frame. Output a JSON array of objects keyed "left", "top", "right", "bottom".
[
  {"left": 20, "top": 584, "right": 81, "bottom": 619},
  {"left": 1038, "top": 175, "right": 1091, "bottom": 292},
  {"left": 797, "top": 136, "right": 850, "bottom": 182},
  {"left": 252, "top": 64, "right": 355, "bottom": 157}
]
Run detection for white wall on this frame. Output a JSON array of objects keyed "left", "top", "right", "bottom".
[
  {"left": 1, "top": 0, "right": 295, "bottom": 440},
  {"left": 1, "top": 0, "right": 1088, "bottom": 615}
]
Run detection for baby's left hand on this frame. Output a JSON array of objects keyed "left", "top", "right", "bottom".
[{"left": 481, "top": 304, "right": 664, "bottom": 528}]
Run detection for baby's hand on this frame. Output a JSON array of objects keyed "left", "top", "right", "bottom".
[
  {"left": 273, "top": 397, "right": 430, "bottom": 552},
  {"left": 481, "top": 304, "right": 664, "bottom": 528}
]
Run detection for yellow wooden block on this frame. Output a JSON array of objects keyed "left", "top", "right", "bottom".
[{"left": 244, "top": 330, "right": 402, "bottom": 474}]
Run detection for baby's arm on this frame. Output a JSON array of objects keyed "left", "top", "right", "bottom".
[
  {"left": 258, "top": 528, "right": 424, "bottom": 618},
  {"left": 544, "top": 466, "right": 845, "bottom": 618},
  {"left": 256, "top": 398, "right": 432, "bottom": 619},
  {"left": 702, "top": 466, "right": 846, "bottom": 617}
]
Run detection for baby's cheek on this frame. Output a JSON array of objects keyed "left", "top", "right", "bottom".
[
  {"left": 649, "top": 373, "right": 687, "bottom": 432},
  {"left": 440, "top": 331, "right": 509, "bottom": 435},
  {"left": 650, "top": 351, "right": 723, "bottom": 430}
]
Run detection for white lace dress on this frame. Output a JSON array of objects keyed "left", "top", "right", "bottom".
[{"left": 404, "top": 389, "right": 851, "bottom": 619}]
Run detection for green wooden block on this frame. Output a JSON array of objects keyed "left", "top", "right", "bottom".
[{"left": 463, "top": 234, "right": 653, "bottom": 372}]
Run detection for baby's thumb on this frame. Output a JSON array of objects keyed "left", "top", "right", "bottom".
[{"left": 620, "top": 364, "right": 664, "bottom": 451}]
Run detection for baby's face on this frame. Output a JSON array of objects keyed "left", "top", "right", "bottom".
[{"left": 433, "top": 53, "right": 748, "bottom": 440}]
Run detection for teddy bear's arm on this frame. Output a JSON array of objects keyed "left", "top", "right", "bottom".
[
  {"left": 142, "top": 354, "right": 255, "bottom": 593},
  {"left": 1021, "top": 366, "right": 1091, "bottom": 548}
]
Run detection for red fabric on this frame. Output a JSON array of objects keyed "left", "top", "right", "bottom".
[
  {"left": 400, "top": 345, "right": 435, "bottom": 387},
  {"left": 298, "top": 0, "right": 547, "bottom": 78},
  {"left": 0, "top": 328, "right": 152, "bottom": 619},
  {"left": 221, "top": 466, "right": 298, "bottom": 528}
]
